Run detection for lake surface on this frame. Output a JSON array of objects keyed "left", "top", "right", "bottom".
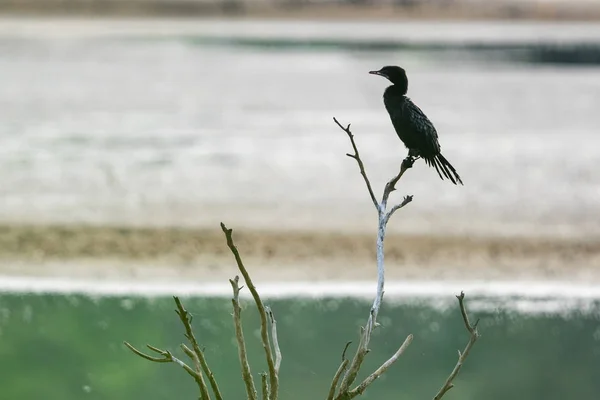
[
  {"left": 0, "top": 18, "right": 599, "bottom": 238},
  {"left": 0, "top": 293, "right": 599, "bottom": 399}
]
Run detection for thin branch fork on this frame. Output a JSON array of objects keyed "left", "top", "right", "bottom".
[
  {"left": 222, "top": 223, "right": 281, "bottom": 400},
  {"left": 348, "top": 334, "right": 413, "bottom": 399},
  {"left": 326, "top": 341, "right": 353, "bottom": 400},
  {"left": 333, "top": 117, "right": 379, "bottom": 211},
  {"left": 332, "top": 117, "right": 414, "bottom": 221},
  {"left": 124, "top": 295, "right": 225, "bottom": 400},
  {"left": 174, "top": 297, "right": 223, "bottom": 400},
  {"left": 230, "top": 276, "right": 259, "bottom": 400},
  {"left": 433, "top": 292, "right": 480, "bottom": 400},
  {"left": 123, "top": 341, "right": 211, "bottom": 400}
]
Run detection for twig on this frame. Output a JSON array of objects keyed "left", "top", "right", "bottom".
[
  {"left": 222, "top": 223, "right": 279, "bottom": 400},
  {"left": 333, "top": 117, "right": 379, "bottom": 212},
  {"left": 174, "top": 296, "right": 223, "bottom": 400},
  {"left": 124, "top": 342, "right": 171, "bottom": 363},
  {"left": 337, "top": 328, "right": 368, "bottom": 396},
  {"left": 123, "top": 342, "right": 210, "bottom": 400},
  {"left": 382, "top": 156, "right": 415, "bottom": 209},
  {"left": 383, "top": 195, "right": 414, "bottom": 226},
  {"left": 267, "top": 307, "right": 282, "bottom": 374},
  {"left": 433, "top": 292, "right": 480, "bottom": 400},
  {"left": 230, "top": 276, "right": 259, "bottom": 400},
  {"left": 181, "top": 344, "right": 201, "bottom": 375},
  {"left": 341, "top": 341, "right": 352, "bottom": 361},
  {"left": 261, "top": 373, "right": 269, "bottom": 400},
  {"left": 327, "top": 342, "right": 353, "bottom": 400},
  {"left": 327, "top": 359, "right": 350, "bottom": 400},
  {"left": 348, "top": 334, "right": 413, "bottom": 399}
]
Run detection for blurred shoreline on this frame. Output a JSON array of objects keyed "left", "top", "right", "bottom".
[
  {"left": 1, "top": 1, "right": 600, "bottom": 21},
  {"left": 1, "top": 16, "right": 599, "bottom": 283},
  {"left": 0, "top": 224, "right": 598, "bottom": 282}
]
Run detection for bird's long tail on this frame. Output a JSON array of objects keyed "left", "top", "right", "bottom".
[{"left": 424, "top": 153, "right": 464, "bottom": 185}]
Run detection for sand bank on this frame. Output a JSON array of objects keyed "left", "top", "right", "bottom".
[
  {"left": 0, "top": 224, "right": 598, "bottom": 283},
  {"left": 1, "top": 1, "right": 599, "bottom": 21}
]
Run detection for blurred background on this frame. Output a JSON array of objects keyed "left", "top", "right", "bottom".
[{"left": 0, "top": 1, "right": 600, "bottom": 399}]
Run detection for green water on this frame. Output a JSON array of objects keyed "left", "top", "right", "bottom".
[{"left": 0, "top": 294, "right": 599, "bottom": 399}]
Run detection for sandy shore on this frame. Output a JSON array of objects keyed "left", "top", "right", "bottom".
[
  {"left": 1, "top": 224, "right": 598, "bottom": 283},
  {"left": 1, "top": 2, "right": 600, "bottom": 21}
]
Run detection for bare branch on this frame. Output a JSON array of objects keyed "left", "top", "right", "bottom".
[
  {"left": 382, "top": 156, "right": 415, "bottom": 210},
  {"left": 222, "top": 223, "right": 279, "bottom": 400},
  {"left": 267, "top": 307, "right": 282, "bottom": 374},
  {"left": 333, "top": 117, "right": 379, "bottom": 212},
  {"left": 337, "top": 327, "right": 368, "bottom": 396},
  {"left": 327, "top": 341, "right": 353, "bottom": 400},
  {"left": 348, "top": 334, "right": 413, "bottom": 399},
  {"left": 327, "top": 359, "right": 350, "bottom": 400},
  {"left": 123, "top": 341, "right": 210, "bottom": 400},
  {"left": 383, "top": 195, "right": 414, "bottom": 226},
  {"left": 124, "top": 342, "right": 172, "bottom": 363},
  {"left": 261, "top": 373, "right": 269, "bottom": 400},
  {"left": 333, "top": 118, "right": 415, "bottom": 399},
  {"left": 341, "top": 341, "right": 352, "bottom": 361},
  {"left": 174, "top": 296, "right": 223, "bottom": 400},
  {"left": 181, "top": 344, "right": 201, "bottom": 372},
  {"left": 433, "top": 292, "right": 480, "bottom": 400},
  {"left": 230, "top": 276, "right": 258, "bottom": 400}
]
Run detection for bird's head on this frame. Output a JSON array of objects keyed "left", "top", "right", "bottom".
[{"left": 369, "top": 66, "right": 408, "bottom": 93}]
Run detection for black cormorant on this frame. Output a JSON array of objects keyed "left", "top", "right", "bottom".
[{"left": 370, "top": 65, "right": 463, "bottom": 185}]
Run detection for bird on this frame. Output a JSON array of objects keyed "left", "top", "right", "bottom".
[{"left": 369, "top": 65, "right": 463, "bottom": 185}]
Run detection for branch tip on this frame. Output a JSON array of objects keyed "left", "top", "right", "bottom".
[
  {"left": 221, "top": 224, "right": 278, "bottom": 400},
  {"left": 432, "top": 292, "right": 480, "bottom": 400},
  {"left": 342, "top": 341, "right": 352, "bottom": 361},
  {"left": 333, "top": 117, "right": 379, "bottom": 211}
]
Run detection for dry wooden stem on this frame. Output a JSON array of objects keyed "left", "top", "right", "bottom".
[
  {"left": 384, "top": 195, "right": 414, "bottom": 226},
  {"left": 334, "top": 117, "right": 379, "bottom": 211},
  {"left": 222, "top": 222, "right": 280, "bottom": 400},
  {"left": 174, "top": 296, "right": 223, "bottom": 400},
  {"left": 267, "top": 307, "right": 282, "bottom": 374},
  {"left": 348, "top": 334, "right": 413, "bottom": 399},
  {"left": 332, "top": 117, "right": 414, "bottom": 399},
  {"left": 433, "top": 292, "right": 480, "bottom": 400},
  {"left": 326, "top": 342, "right": 353, "bottom": 400},
  {"left": 123, "top": 341, "right": 210, "bottom": 400},
  {"left": 261, "top": 373, "right": 269, "bottom": 400},
  {"left": 230, "top": 276, "right": 259, "bottom": 400}
]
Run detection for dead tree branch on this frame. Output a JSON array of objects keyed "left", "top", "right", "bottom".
[
  {"left": 230, "top": 276, "right": 259, "bottom": 400},
  {"left": 348, "top": 334, "right": 413, "bottom": 399},
  {"left": 222, "top": 222, "right": 280, "bottom": 400},
  {"left": 123, "top": 341, "right": 210, "bottom": 400},
  {"left": 261, "top": 373, "right": 269, "bottom": 400},
  {"left": 267, "top": 307, "right": 282, "bottom": 374},
  {"left": 174, "top": 297, "right": 223, "bottom": 400},
  {"left": 327, "top": 342, "right": 353, "bottom": 400},
  {"left": 334, "top": 117, "right": 379, "bottom": 211},
  {"left": 331, "top": 117, "right": 478, "bottom": 400},
  {"left": 124, "top": 294, "right": 226, "bottom": 400},
  {"left": 433, "top": 292, "right": 480, "bottom": 400},
  {"left": 332, "top": 117, "right": 414, "bottom": 399}
]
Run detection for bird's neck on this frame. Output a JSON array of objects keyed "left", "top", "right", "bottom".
[{"left": 384, "top": 84, "right": 408, "bottom": 98}]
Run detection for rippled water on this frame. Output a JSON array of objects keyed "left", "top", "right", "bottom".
[{"left": 0, "top": 18, "right": 599, "bottom": 237}]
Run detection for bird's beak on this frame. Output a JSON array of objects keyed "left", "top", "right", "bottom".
[{"left": 369, "top": 70, "right": 383, "bottom": 76}]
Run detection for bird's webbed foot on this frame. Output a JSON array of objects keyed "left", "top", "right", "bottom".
[{"left": 402, "top": 155, "right": 416, "bottom": 170}]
